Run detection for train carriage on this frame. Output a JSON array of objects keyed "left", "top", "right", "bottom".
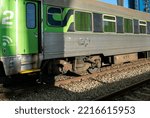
[{"left": 1, "top": 0, "right": 150, "bottom": 81}]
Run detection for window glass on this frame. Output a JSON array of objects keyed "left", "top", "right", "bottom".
[
  {"left": 26, "top": 3, "right": 36, "bottom": 29},
  {"left": 103, "top": 15, "right": 116, "bottom": 32},
  {"left": 47, "top": 7, "right": 62, "bottom": 26},
  {"left": 147, "top": 22, "right": 150, "bottom": 34},
  {"left": 139, "top": 21, "right": 147, "bottom": 34},
  {"left": 124, "top": 19, "right": 133, "bottom": 33},
  {"left": 117, "top": 16, "right": 123, "bottom": 33},
  {"left": 104, "top": 16, "right": 115, "bottom": 20},
  {"left": 93, "top": 13, "right": 103, "bottom": 32},
  {"left": 134, "top": 19, "right": 139, "bottom": 34},
  {"left": 75, "top": 11, "right": 92, "bottom": 31}
]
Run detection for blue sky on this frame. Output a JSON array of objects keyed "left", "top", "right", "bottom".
[{"left": 100, "top": 0, "right": 129, "bottom": 7}]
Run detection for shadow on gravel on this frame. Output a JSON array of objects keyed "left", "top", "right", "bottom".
[
  {"left": 1, "top": 72, "right": 150, "bottom": 101},
  {"left": 65, "top": 71, "right": 81, "bottom": 77}
]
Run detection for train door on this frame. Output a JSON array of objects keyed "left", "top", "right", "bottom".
[
  {"left": 25, "top": 1, "right": 41, "bottom": 54},
  {"left": 18, "top": 0, "right": 41, "bottom": 54}
]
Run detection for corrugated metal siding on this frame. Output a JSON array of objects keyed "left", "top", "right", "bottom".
[
  {"left": 43, "top": 33, "right": 150, "bottom": 59},
  {"left": 44, "top": 0, "right": 150, "bottom": 20}
]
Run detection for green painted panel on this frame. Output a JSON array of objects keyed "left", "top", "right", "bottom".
[
  {"left": 44, "top": 5, "right": 74, "bottom": 32},
  {"left": 0, "top": 0, "right": 16, "bottom": 56},
  {"left": 17, "top": 0, "right": 38, "bottom": 54}
]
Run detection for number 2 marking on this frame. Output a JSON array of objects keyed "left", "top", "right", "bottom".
[{"left": 2, "top": 10, "right": 14, "bottom": 25}]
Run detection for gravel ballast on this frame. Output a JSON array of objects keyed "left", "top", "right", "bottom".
[{"left": 1, "top": 60, "right": 150, "bottom": 101}]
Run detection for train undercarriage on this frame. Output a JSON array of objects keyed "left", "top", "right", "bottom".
[
  {"left": 0, "top": 51, "right": 149, "bottom": 85},
  {"left": 41, "top": 51, "right": 149, "bottom": 75}
]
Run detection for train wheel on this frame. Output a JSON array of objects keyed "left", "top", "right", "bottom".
[
  {"left": 87, "top": 67, "right": 98, "bottom": 74},
  {"left": 87, "top": 58, "right": 101, "bottom": 74}
]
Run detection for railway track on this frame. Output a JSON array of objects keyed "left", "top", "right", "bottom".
[
  {"left": 0, "top": 58, "right": 150, "bottom": 100},
  {"left": 94, "top": 78, "right": 150, "bottom": 101},
  {"left": 54, "top": 58, "right": 150, "bottom": 86},
  {"left": 114, "top": 80, "right": 150, "bottom": 101}
]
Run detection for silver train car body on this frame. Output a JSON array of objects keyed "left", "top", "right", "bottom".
[{"left": 43, "top": 0, "right": 150, "bottom": 59}]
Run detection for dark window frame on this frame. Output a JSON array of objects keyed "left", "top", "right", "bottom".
[{"left": 26, "top": 2, "right": 36, "bottom": 29}]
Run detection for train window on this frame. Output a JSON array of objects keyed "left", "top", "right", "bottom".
[
  {"left": 117, "top": 16, "right": 123, "bottom": 33},
  {"left": 75, "top": 11, "right": 92, "bottom": 31},
  {"left": 47, "top": 7, "right": 62, "bottom": 27},
  {"left": 26, "top": 3, "right": 36, "bottom": 29},
  {"left": 139, "top": 21, "right": 147, "bottom": 34},
  {"left": 124, "top": 19, "right": 133, "bottom": 33},
  {"left": 103, "top": 15, "right": 116, "bottom": 32},
  {"left": 147, "top": 22, "right": 150, "bottom": 34},
  {"left": 134, "top": 19, "right": 139, "bottom": 34},
  {"left": 93, "top": 13, "right": 103, "bottom": 32}
]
